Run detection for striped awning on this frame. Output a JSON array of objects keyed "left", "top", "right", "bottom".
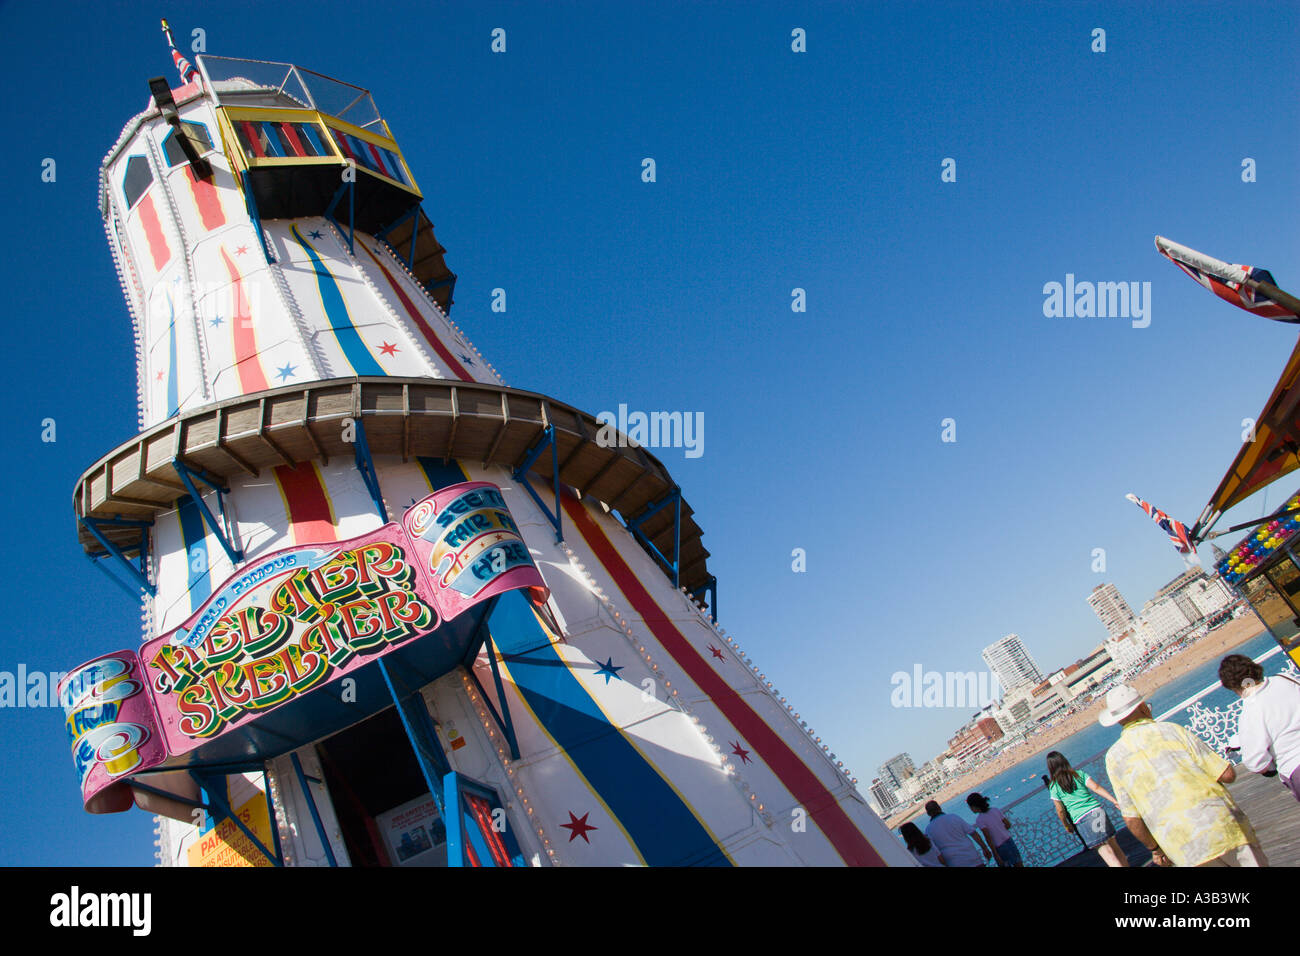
[{"left": 1195, "top": 333, "right": 1300, "bottom": 538}]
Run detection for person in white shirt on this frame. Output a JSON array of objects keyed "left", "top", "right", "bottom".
[
  {"left": 923, "top": 800, "right": 992, "bottom": 866},
  {"left": 899, "top": 821, "right": 945, "bottom": 866},
  {"left": 1220, "top": 654, "right": 1300, "bottom": 803},
  {"left": 967, "top": 792, "right": 1023, "bottom": 867}
]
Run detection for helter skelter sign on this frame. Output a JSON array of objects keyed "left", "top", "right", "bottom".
[{"left": 58, "top": 481, "right": 548, "bottom": 813}]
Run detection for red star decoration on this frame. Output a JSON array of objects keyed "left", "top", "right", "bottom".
[
  {"left": 234, "top": 245, "right": 248, "bottom": 256},
  {"left": 708, "top": 644, "right": 725, "bottom": 660},
  {"left": 379, "top": 342, "right": 399, "bottom": 356},
  {"left": 155, "top": 371, "right": 165, "bottom": 381},
  {"left": 730, "top": 741, "right": 752, "bottom": 764},
  {"left": 561, "top": 811, "right": 598, "bottom": 843}
]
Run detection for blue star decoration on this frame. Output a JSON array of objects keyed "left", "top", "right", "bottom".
[
  {"left": 459, "top": 353, "right": 475, "bottom": 366},
  {"left": 275, "top": 362, "right": 297, "bottom": 381},
  {"left": 595, "top": 657, "right": 623, "bottom": 684},
  {"left": 210, "top": 315, "right": 224, "bottom": 328},
  {"left": 308, "top": 230, "right": 323, "bottom": 239}
]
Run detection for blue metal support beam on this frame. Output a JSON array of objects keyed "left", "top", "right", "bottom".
[
  {"left": 239, "top": 177, "right": 275, "bottom": 263},
  {"left": 482, "top": 632, "right": 521, "bottom": 760},
  {"left": 376, "top": 205, "right": 421, "bottom": 272},
  {"left": 627, "top": 487, "right": 682, "bottom": 587},
  {"left": 172, "top": 460, "right": 244, "bottom": 565},
  {"left": 289, "top": 751, "right": 338, "bottom": 867},
  {"left": 378, "top": 659, "right": 451, "bottom": 816},
  {"left": 80, "top": 516, "right": 155, "bottom": 597},
  {"left": 128, "top": 780, "right": 209, "bottom": 811},
  {"left": 690, "top": 574, "right": 718, "bottom": 623},
  {"left": 324, "top": 174, "right": 355, "bottom": 254},
  {"left": 513, "top": 425, "right": 562, "bottom": 542},
  {"left": 443, "top": 772, "right": 465, "bottom": 867},
  {"left": 188, "top": 770, "right": 282, "bottom": 866},
  {"left": 351, "top": 414, "right": 388, "bottom": 523}
]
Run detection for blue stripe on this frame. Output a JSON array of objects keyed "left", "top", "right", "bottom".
[
  {"left": 177, "top": 496, "right": 211, "bottom": 612},
  {"left": 415, "top": 455, "right": 727, "bottom": 865},
  {"left": 461, "top": 805, "right": 496, "bottom": 865},
  {"left": 416, "top": 456, "right": 467, "bottom": 491},
  {"left": 489, "top": 590, "right": 730, "bottom": 866},
  {"left": 290, "top": 225, "right": 384, "bottom": 376},
  {"left": 300, "top": 124, "right": 327, "bottom": 157},
  {"left": 259, "top": 122, "right": 285, "bottom": 157}
]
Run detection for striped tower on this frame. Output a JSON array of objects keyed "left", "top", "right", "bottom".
[{"left": 68, "top": 49, "right": 912, "bottom": 867}]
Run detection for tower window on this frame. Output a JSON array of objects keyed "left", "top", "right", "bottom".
[
  {"left": 121, "top": 155, "right": 154, "bottom": 210},
  {"left": 162, "top": 121, "right": 215, "bottom": 168}
]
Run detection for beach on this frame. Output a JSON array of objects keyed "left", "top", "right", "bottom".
[{"left": 885, "top": 615, "right": 1268, "bottom": 829}]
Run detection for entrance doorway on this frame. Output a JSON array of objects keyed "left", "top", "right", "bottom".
[{"left": 316, "top": 706, "right": 447, "bottom": 867}]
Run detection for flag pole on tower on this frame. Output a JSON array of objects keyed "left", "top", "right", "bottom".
[{"left": 161, "top": 18, "right": 199, "bottom": 87}]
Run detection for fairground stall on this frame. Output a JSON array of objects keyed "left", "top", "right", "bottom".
[{"left": 1158, "top": 237, "right": 1300, "bottom": 669}]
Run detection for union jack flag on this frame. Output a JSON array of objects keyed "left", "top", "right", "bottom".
[
  {"left": 1156, "top": 236, "right": 1297, "bottom": 322},
  {"left": 1127, "top": 493, "right": 1197, "bottom": 555},
  {"left": 162, "top": 19, "right": 199, "bottom": 87}
]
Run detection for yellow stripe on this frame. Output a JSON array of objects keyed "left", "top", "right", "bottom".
[
  {"left": 492, "top": 654, "right": 647, "bottom": 866},
  {"left": 523, "top": 601, "right": 736, "bottom": 865}
]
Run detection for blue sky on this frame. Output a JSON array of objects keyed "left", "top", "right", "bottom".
[{"left": 0, "top": 0, "right": 1297, "bottom": 864}]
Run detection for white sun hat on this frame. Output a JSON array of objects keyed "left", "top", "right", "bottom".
[{"left": 1099, "top": 684, "right": 1147, "bottom": 727}]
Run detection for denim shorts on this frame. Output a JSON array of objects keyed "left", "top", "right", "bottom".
[
  {"left": 995, "top": 838, "right": 1023, "bottom": 866},
  {"left": 1074, "top": 806, "right": 1116, "bottom": 849}
]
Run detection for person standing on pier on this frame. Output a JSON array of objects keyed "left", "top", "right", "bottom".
[
  {"left": 967, "top": 792, "right": 1023, "bottom": 867},
  {"left": 1101, "top": 684, "right": 1267, "bottom": 867},
  {"left": 899, "top": 822, "right": 946, "bottom": 866},
  {"left": 1220, "top": 654, "right": 1300, "bottom": 804},
  {"left": 923, "top": 800, "right": 993, "bottom": 866},
  {"left": 1045, "top": 751, "right": 1129, "bottom": 867}
]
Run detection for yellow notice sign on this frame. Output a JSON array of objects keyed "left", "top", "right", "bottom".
[{"left": 187, "top": 792, "right": 276, "bottom": 867}]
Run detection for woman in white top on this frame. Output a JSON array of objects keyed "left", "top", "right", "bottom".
[
  {"left": 1220, "top": 653, "right": 1300, "bottom": 802},
  {"left": 899, "top": 821, "right": 946, "bottom": 866}
]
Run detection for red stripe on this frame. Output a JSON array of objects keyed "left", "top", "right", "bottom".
[
  {"left": 272, "top": 464, "right": 336, "bottom": 544},
  {"left": 185, "top": 166, "right": 226, "bottom": 231},
  {"left": 359, "top": 244, "right": 474, "bottom": 381},
  {"left": 240, "top": 121, "right": 266, "bottom": 158},
  {"left": 219, "top": 247, "right": 270, "bottom": 394},
  {"left": 278, "top": 123, "right": 307, "bottom": 158},
  {"left": 366, "top": 142, "right": 391, "bottom": 178},
  {"left": 467, "top": 795, "right": 512, "bottom": 866},
  {"left": 136, "top": 194, "right": 171, "bottom": 271},
  {"left": 562, "top": 493, "right": 886, "bottom": 866}
]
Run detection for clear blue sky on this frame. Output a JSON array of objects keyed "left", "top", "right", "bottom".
[{"left": 0, "top": 0, "right": 1296, "bottom": 864}]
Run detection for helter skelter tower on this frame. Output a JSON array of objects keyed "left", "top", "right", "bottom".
[{"left": 59, "top": 33, "right": 911, "bottom": 867}]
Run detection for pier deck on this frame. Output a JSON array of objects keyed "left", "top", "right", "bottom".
[{"left": 1056, "top": 769, "right": 1300, "bottom": 867}]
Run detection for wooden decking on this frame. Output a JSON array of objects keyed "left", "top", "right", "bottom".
[
  {"left": 71, "top": 376, "right": 713, "bottom": 593},
  {"left": 1057, "top": 769, "right": 1300, "bottom": 867}
]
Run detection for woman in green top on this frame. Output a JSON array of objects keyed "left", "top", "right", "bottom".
[{"left": 1046, "top": 751, "right": 1129, "bottom": 868}]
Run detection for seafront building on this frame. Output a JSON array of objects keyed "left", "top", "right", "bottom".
[
  {"left": 1105, "top": 629, "right": 1145, "bottom": 668},
  {"left": 879, "top": 753, "right": 914, "bottom": 791},
  {"left": 981, "top": 634, "right": 1044, "bottom": 692},
  {"left": 947, "top": 714, "right": 1004, "bottom": 766},
  {"left": 1087, "top": 583, "right": 1137, "bottom": 639},
  {"left": 869, "top": 778, "right": 903, "bottom": 814}
]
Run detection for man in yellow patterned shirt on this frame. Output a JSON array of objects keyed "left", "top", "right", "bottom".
[{"left": 1101, "top": 684, "right": 1266, "bottom": 867}]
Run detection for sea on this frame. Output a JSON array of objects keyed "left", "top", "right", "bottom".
[{"left": 932, "top": 628, "right": 1283, "bottom": 826}]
